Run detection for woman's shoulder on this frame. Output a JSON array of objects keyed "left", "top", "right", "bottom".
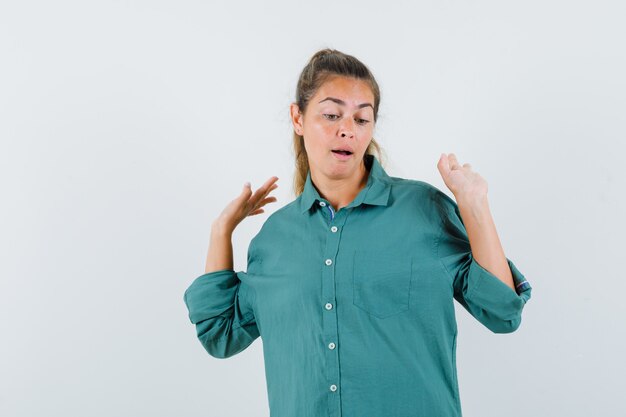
[
  {"left": 263, "top": 197, "right": 301, "bottom": 224},
  {"left": 386, "top": 175, "right": 458, "bottom": 223},
  {"left": 389, "top": 175, "right": 454, "bottom": 204},
  {"left": 249, "top": 198, "right": 300, "bottom": 239}
]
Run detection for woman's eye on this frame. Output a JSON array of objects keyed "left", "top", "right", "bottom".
[{"left": 324, "top": 114, "right": 370, "bottom": 125}]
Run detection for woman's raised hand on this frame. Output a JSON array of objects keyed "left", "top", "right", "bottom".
[{"left": 214, "top": 176, "right": 279, "bottom": 234}]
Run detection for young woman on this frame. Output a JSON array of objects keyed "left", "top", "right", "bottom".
[{"left": 184, "top": 48, "right": 532, "bottom": 417}]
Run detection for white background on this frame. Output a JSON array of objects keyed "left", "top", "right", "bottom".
[{"left": 1, "top": 1, "right": 625, "bottom": 416}]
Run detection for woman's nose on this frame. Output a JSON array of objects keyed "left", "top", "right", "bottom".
[{"left": 339, "top": 119, "right": 355, "bottom": 138}]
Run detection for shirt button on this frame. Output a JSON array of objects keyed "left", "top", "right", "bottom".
[
  {"left": 330, "top": 226, "right": 338, "bottom": 232},
  {"left": 325, "top": 259, "right": 332, "bottom": 266},
  {"left": 328, "top": 342, "right": 336, "bottom": 350},
  {"left": 319, "top": 201, "right": 326, "bottom": 207},
  {"left": 325, "top": 303, "right": 333, "bottom": 310},
  {"left": 330, "top": 384, "right": 337, "bottom": 392}
]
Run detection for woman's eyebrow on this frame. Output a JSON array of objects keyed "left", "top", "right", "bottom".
[{"left": 318, "top": 97, "right": 373, "bottom": 110}]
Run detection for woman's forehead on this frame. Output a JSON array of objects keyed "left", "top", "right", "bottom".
[{"left": 313, "top": 77, "right": 374, "bottom": 109}]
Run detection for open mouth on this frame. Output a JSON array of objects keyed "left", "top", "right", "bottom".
[{"left": 332, "top": 150, "right": 353, "bottom": 156}]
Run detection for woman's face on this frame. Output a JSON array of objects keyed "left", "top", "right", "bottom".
[{"left": 291, "top": 75, "right": 376, "bottom": 181}]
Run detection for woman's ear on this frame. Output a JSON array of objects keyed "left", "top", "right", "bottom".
[{"left": 290, "top": 103, "right": 304, "bottom": 135}]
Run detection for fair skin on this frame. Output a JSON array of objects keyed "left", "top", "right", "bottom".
[
  {"left": 205, "top": 75, "right": 516, "bottom": 293},
  {"left": 437, "top": 153, "right": 516, "bottom": 292},
  {"left": 206, "top": 177, "right": 279, "bottom": 273},
  {"left": 289, "top": 75, "right": 375, "bottom": 212}
]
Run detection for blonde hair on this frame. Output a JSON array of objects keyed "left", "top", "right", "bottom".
[{"left": 291, "top": 48, "right": 386, "bottom": 197}]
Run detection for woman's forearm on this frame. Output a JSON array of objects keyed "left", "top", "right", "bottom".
[{"left": 456, "top": 195, "right": 516, "bottom": 292}]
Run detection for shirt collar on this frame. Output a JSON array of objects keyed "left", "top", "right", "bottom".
[{"left": 299, "top": 154, "right": 392, "bottom": 214}]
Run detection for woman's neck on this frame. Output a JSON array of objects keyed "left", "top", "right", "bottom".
[{"left": 311, "top": 159, "right": 370, "bottom": 212}]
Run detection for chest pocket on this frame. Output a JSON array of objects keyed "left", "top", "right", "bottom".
[{"left": 352, "top": 250, "right": 412, "bottom": 319}]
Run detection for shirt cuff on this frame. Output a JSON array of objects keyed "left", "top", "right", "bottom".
[{"left": 466, "top": 254, "right": 533, "bottom": 321}]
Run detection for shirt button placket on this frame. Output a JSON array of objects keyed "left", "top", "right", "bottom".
[
  {"left": 319, "top": 201, "right": 348, "bottom": 416},
  {"left": 319, "top": 200, "right": 335, "bottom": 221}
]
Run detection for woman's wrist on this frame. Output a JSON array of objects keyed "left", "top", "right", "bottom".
[{"left": 211, "top": 218, "right": 235, "bottom": 237}]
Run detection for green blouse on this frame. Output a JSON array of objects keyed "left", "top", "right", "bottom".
[{"left": 183, "top": 154, "right": 532, "bottom": 417}]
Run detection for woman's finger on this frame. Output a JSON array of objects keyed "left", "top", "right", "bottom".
[
  {"left": 260, "top": 177, "right": 279, "bottom": 197},
  {"left": 262, "top": 183, "right": 278, "bottom": 197},
  {"left": 255, "top": 196, "right": 277, "bottom": 208},
  {"left": 250, "top": 176, "right": 279, "bottom": 205},
  {"left": 248, "top": 208, "right": 265, "bottom": 216},
  {"left": 238, "top": 182, "right": 253, "bottom": 201}
]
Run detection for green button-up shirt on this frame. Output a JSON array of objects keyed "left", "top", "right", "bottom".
[{"left": 183, "top": 154, "right": 532, "bottom": 417}]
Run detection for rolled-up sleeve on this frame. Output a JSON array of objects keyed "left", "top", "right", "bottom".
[
  {"left": 434, "top": 190, "right": 533, "bottom": 334},
  {"left": 183, "top": 267, "right": 260, "bottom": 358}
]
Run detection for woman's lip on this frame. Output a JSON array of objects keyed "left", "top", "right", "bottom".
[{"left": 331, "top": 150, "right": 353, "bottom": 161}]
